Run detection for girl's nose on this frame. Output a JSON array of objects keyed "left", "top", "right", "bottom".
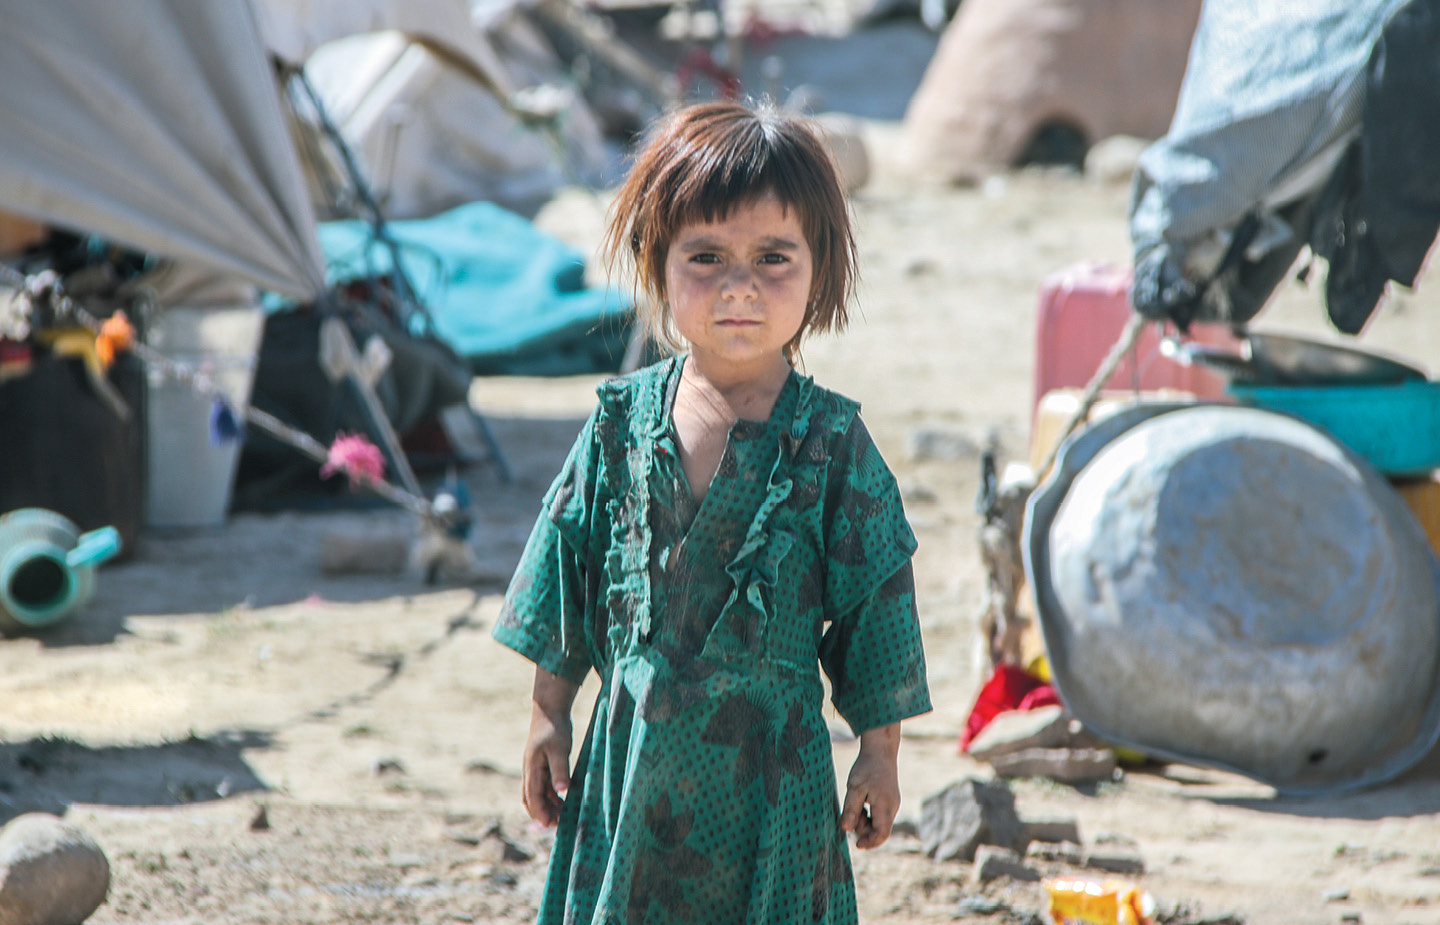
[{"left": 720, "top": 265, "right": 758, "bottom": 300}]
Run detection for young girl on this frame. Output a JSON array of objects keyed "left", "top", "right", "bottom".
[{"left": 494, "top": 100, "right": 931, "bottom": 924}]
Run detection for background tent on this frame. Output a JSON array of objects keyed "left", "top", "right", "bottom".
[
  {"left": 252, "top": 0, "right": 614, "bottom": 221},
  {"left": 0, "top": 0, "right": 539, "bottom": 523},
  {"left": 257, "top": 0, "right": 633, "bottom": 223},
  {"left": 295, "top": 11, "right": 615, "bottom": 220},
  {"left": 252, "top": 0, "right": 513, "bottom": 95},
  {"left": 0, "top": 0, "right": 608, "bottom": 292},
  {"left": 0, "top": 0, "right": 326, "bottom": 301}
]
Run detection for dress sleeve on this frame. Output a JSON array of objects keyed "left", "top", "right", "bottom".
[
  {"left": 818, "top": 416, "right": 932, "bottom": 734},
  {"left": 491, "top": 409, "right": 599, "bottom": 685}
]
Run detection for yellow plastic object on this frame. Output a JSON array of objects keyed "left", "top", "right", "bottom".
[
  {"left": 1044, "top": 877, "right": 1156, "bottom": 925},
  {"left": 34, "top": 326, "right": 132, "bottom": 420},
  {"left": 37, "top": 327, "right": 106, "bottom": 382},
  {"left": 1393, "top": 473, "right": 1440, "bottom": 559},
  {"left": 1029, "top": 389, "right": 1199, "bottom": 478}
]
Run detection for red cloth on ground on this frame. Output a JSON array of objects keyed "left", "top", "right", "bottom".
[{"left": 960, "top": 663, "right": 1060, "bottom": 752}]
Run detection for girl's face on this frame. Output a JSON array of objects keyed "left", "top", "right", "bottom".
[{"left": 663, "top": 196, "right": 813, "bottom": 377}]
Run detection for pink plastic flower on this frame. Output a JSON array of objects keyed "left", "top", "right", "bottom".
[{"left": 321, "top": 432, "right": 387, "bottom": 488}]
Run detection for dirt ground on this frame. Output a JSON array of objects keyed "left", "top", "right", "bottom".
[{"left": 9, "top": 32, "right": 1440, "bottom": 925}]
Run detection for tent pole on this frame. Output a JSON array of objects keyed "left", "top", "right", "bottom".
[
  {"left": 279, "top": 61, "right": 512, "bottom": 484},
  {"left": 281, "top": 63, "right": 430, "bottom": 335}
]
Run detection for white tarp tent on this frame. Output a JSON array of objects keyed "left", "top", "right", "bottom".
[
  {"left": 291, "top": 1, "right": 614, "bottom": 219},
  {"left": 0, "top": 0, "right": 327, "bottom": 300},
  {"left": 252, "top": 0, "right": 513, "bottom": 95},
  {"left": 0, "top": 0, "right": 535, "bottom": 297},
  {"left": 1, "top": 0, "right": 534, "bottom": 527}
]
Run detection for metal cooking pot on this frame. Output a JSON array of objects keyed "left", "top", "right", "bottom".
[
  {"left": 1167, "top": 329, "right": 1428, "bottom": 386},
  {"left": 1024, "top": 403, "right": 1440, "bottom": 795}
]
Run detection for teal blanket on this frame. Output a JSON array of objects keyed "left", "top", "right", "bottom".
[{"left": 318, "top": 201, "right": 633, "bottom": 376}]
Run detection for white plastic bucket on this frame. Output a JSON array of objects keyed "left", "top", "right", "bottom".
[{"left": 143, "top": 304, "right": 265, "bottom": 529}]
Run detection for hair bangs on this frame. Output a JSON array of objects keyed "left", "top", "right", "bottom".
[{"left": 664, "top": 124, "right": 792, "bottom": 230}]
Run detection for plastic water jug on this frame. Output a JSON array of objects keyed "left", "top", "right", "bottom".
[
  {"left": 0, "top": 508, "right": 121, "bottom": 632},
  {"left": 1033, "top": 261, "right": 1239, "bottom": 419}
]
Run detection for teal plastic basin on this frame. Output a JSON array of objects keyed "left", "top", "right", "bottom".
[{"left": 1229, "top": 379, "right": 1440, "bottom": 477}]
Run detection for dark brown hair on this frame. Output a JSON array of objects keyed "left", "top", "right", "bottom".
[{"left": 601, "top": 100, "right": 858, "bottom": 359}]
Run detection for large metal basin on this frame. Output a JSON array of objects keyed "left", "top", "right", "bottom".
[{"left": 1024, "top": 403, "right": 1440, "bottom": 795}]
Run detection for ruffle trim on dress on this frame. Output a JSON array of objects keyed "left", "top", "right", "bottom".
[
  {"left": 600, "top": 361, "right": 675, "bottom": 639},
  {"left": 717, "top": 376, "right": 858, "bottom": 659}
]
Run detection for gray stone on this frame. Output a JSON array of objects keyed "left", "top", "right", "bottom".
[
  {"left": 1022, "top": 815, "right": 1082, "bottom": 845},
  {"left": 970, "top": 845, "right": 1040, "bottom": 884},
  {"left": 988, "top": 747, "right": 1117, "bottom": 784},
  {"left": 918, "top": 778, "right": 1025, "bottom": 862},
  {"left": 908, "top": 428, "right": 980, "bottom": 462},
  {"left": 318, "top": 527, "right": 409, "bottom": 574},
  {"left": 967, "top": 705, "right": 1106, "bottom": 761},
  {"left": 0, "top": 813, "right": 110, "bottom": 925},
  {"left": 455, "top": 820, "right": 535, "bottom": 864},
  {"left": 479, "top": 831, "right": 535, "bottom": 864},
  {"left": 890, "top": 817, "right": 920, "bottom": 839},
  {"left": 900, "top": 478, "right": 937, "bottom": 503},
  {"left": 1025, "top": 840, "right": 1083, "bottom": 865},
  {"left": 1083, "top": 847, "right": 1146, "bottom": 875},
  {"left": 1084, "top": 135, "right": 1151, "bottom": 185},
  {"left": 955, "top": 895, "right": 1003, "bottom": 915}
]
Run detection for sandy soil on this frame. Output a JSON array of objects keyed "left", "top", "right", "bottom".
[{"left": 8, "top": 43, "right": 1440, "bottom": 925}]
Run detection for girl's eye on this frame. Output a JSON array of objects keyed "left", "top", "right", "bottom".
[
  {"left": 758, "top": 253, "right": 789, "bottom": 265},
  {"left": 690, "top": 253, "right": 720, "bottom": 264}
]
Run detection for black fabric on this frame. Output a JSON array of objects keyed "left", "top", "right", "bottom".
[
  {"left": 0, "top": 352, "right": 145, "bottom": 558},
  {"left": 1307, "top": 146, "right": 1387, "bottom": 334},
  {"left": 235, "top": 303, "right": 471, "bottom": 506},
  {"left": 1310, "top": 0, "right": 1440, "bottom": 334},
  {"left": 1202, "top": 202, "right": 1312, "bottom": 329},
  {"left": 1361, "top": 0, "right": 1440, "bottom": 286},
  {"left": 1133, "top": 206, "right": 1310, "bottom": 332}
]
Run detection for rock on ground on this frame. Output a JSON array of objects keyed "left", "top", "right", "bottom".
[
  {"left": 0, "top": 813, "right": 110, "bottom": 925},
  {"left": 918, "top": 777, "right": 1025, "bottom": 862}
]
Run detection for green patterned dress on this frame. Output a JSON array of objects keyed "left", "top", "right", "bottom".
[{"left": 494, "top": 357, "right": 931, "bottom": 924}]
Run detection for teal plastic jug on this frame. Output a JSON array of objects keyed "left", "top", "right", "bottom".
[{"left": 0, "top": 508, "right": 122, "bottom": 632}]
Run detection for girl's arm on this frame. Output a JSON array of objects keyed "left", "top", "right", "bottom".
[
  {"left": 523, "top": 667, "right": 580, "bottom": 827},
  {"left": 839, "top": 722, "right": 902, "bottom": 849}
]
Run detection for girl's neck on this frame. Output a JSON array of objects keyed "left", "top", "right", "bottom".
[{"left": 680, "top": 353, "right": 792, "bottom": 423}]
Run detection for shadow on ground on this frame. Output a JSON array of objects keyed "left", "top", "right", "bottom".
[
  {"left": 1172, "top": 744, "right": 1440, "bottom": 821},
  {"left": 0, "top": 731, "right": 271, "bottom": 823},
  {"left": 14, "top": 414, "right": 587, "bottom": 645}
]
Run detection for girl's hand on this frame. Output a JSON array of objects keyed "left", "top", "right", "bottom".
[
  {"left": 522, "top": 669, "right": 579, "bottom": 827},
  {"left": 840, "top": 722, "right": 902, "bottom": 850}
]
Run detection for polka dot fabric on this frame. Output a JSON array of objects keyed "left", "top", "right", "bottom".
[{"left": 494, "top": 358, "right": 931, "bottom": 924}]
